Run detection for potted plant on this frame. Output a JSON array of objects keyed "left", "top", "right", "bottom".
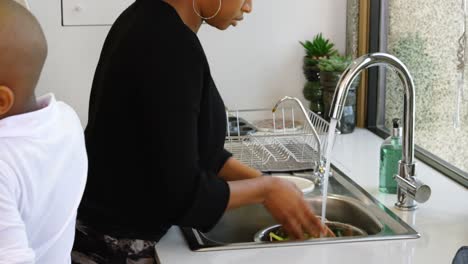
[
  {"left": 318, "top": 55, "right": 353, "bottom": 95},
  {"left": 300, "top": 33, "right": 337, "bottom": 82},
  {"left": 300, "top": 33, "right": 337, "bottom": 116},
  {"left": 302, "top": 81, "right": 323, "bottom": 115},
  {"left": 318, "top": 55, "right": 358, "bottom": 133}
]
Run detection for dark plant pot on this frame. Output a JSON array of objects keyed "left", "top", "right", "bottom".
[
  {"left": 303, "top": 81, "right": 323, "bottom": 117},
  {"left": 320, "top": 71, "right": 360, "bottom": 134},
  {"left": 320, "top": 71, "right": 342, "bottom": 118},
  {"left": 302, "top": 57, "right": 320, "bottom": 82},
  {"left": 339, "top": 90, "right": 357, "bottom": 134}
]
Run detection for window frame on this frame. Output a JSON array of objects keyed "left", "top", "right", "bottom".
[{"left": 365, "top": 0, "right": 468, "bottom": 188}]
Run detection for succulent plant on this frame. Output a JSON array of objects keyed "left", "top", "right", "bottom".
[
  {"left": 300, "top": 33, "right": 338, "bottom": 60},
  {"left": 318, "top": 55, "right": 353, "bottom": 72}
]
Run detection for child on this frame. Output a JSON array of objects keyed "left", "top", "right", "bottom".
[{"left": 0, "top": 1, "right": 87, "bottom": 263}]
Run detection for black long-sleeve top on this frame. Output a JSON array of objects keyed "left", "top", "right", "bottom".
[{"left": 78, "top": 0, "right": 232, "bottom": 241}]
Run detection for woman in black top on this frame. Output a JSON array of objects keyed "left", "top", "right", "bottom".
[{"left": 72, "top": 0, "right": 328, "bottom": 262}]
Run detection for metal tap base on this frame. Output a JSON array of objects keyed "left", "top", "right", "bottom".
[{"left": 395, "top": 202, "right": 418, "bottom": 211}]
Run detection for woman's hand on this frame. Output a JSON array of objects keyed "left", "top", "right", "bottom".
[
  {"left": 226, "top": 176, "right": 334, "bottom": 239},
  {"left": 262, "top": 177, "right": 329, "bottom": 240}
]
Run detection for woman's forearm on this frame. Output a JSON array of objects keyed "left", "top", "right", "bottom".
[
  {"left": 218, "top": 157, "right": 262, "bottom": 181},
  {"left": 226, "top": 177, "right": 270, "bottom": 210}
]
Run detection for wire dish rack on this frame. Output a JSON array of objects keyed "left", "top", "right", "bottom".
[{"left": 225, "top": 98, "right": 338, "bottom": 172}]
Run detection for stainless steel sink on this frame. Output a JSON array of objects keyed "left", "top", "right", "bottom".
[
  {"left": 306, "top": 195, "right": 383, "bottom": 235},
  {"left": 181, "top": 165, "right": 419, "bottom": 251}
]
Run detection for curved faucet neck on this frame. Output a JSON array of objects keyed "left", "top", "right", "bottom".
[{"left": 329, "top": 53, "right": 416, "bottom": 167}]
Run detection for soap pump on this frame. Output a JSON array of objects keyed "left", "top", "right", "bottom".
[{"left": 379, "top": 118, "right": 403, "bottom": 194}]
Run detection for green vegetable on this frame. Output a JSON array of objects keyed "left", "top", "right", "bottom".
[
  {"left": 268, "top": 231, "right": 318, "bottom": 242},
  {"left": 267, "top": 223, "right": 360, "bottom": 242},
  {"left": 335, "top": 229, "right": 343, "bottom": 237},
  {"left": 269, "top": 232, "right": 287, "bottom": 241}
]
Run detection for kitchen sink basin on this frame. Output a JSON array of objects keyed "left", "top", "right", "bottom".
[{"left": 181, "top": 165, "right": 419, "bottom": 251}]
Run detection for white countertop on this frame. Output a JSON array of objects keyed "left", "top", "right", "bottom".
[{"left": 155, "top": 128, "right": 468, "bottom": 264}]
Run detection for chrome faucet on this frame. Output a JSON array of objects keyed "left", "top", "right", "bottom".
[{"left": 329, "top": 52, "right": 431, "bottom": 210}]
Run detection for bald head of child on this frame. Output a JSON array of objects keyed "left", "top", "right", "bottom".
[{"left": 0, "top": 0, "right": 47, "bottom": 119}]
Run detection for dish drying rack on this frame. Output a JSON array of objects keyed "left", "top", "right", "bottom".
[{"left": 225, "top": 97, "right": 339, "bottom": 173}]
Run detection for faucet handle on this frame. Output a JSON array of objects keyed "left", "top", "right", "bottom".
[{"left": 394, "top": 174, "right": 431, "bottom": 203}]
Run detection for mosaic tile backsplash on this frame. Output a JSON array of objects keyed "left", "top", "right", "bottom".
[
  {"left": 385, "top": 0, "right": 468, "bottom": 173},
  {"left": 346, "top": 0, "right": 359, "bottom": 58}
]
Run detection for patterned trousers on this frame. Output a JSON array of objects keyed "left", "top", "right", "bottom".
[{"left": 71, "top": 220, "right": 159, "bottom": 264}]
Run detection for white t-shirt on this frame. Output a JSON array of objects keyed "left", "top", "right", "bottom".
[{"left": 0, "top": 94, "right": 87, "bottom": 264}]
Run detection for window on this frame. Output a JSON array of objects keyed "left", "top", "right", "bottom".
[{"left": 366, "top": 0, "right": 468, "bottom": 187}]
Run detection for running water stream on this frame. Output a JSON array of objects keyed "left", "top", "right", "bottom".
[{"left": 320, "top": 118, "right": 338, "bottom": 229}]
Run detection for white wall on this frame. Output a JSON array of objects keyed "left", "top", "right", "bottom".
[{"left": 31, "top": 0, "right": 347, "bottom": 126}]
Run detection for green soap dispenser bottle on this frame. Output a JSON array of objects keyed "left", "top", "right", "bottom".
[{"left": 379, "top": 118, "right": 402, "bottom": 194}]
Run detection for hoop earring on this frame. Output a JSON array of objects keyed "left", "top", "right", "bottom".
[{"left": 193, "top": 0, "right": 222, "bottom": 20}]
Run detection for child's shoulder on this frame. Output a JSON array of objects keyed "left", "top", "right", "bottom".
[
  {"left": 44, "top": 95, "right": 84, "bottom": 132},
  {"left": 55, "top": 101, "right": 82, "bottom": 124}
]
